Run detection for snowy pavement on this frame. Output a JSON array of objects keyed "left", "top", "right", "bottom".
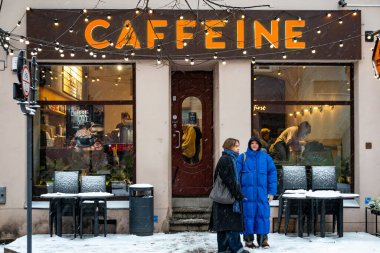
[{"left": 3, "top": 232, "right": 380, "bottom": 253}]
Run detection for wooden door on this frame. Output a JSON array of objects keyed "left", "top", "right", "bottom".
[{"left": 171, "top": 71, "right": 213, "bottom": 196}]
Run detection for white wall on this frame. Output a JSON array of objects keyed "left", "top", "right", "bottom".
[
  {"left": 135, "top": 60, "right": 171, "bottom": 232},
  {"left": 216, "top": 60, "right": 252, "bottom": 156}
]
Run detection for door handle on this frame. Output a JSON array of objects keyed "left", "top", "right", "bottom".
[{"left": 175, "top": 130, "right": 181, "bottom": 149}]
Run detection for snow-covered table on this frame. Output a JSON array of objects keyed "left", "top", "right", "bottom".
[{"left": 282, "top": 191, "right": 359, "bottom": 238}]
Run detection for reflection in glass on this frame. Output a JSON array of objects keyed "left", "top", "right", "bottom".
[{"left": 181, "top": 97, "right": 203, "bottom": 165}]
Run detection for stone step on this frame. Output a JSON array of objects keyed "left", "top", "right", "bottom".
[
  {"left": 169, "top": 218, "right": 210, "bottom": 232},
  {"left": 172, "top": 207, "right": 211, "bottom": 220}
]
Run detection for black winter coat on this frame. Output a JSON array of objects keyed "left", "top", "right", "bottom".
[{"left": 209, "top": 152, "right": 244, "bottom": 232}]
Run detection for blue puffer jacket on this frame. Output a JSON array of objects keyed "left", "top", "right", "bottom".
[{"left": 236, "top": 138, "right": 277, "bottom": 235}]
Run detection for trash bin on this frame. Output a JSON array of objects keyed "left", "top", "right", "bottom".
[{"left": 129, "top": 184, "right": 154, "bottom": 236}]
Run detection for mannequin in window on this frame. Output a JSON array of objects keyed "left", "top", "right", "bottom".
[{"left": 116, "top": 112, "right": 133, "bottom": 144}]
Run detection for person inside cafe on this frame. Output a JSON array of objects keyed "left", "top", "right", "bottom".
[{"left": 269, "top": 121, "right": 311, "bottom": 163}]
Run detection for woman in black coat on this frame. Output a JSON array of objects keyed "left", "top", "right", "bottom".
[{"left": 209, "top": 138, "right": 249, "bottom": 253}]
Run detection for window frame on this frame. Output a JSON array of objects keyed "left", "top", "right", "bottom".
[
  {"left": 33, "top": 62, "right": 136, "bottom": 200},
  {"left": 251, "top": 62, "right": 355, "bottom": 192}
]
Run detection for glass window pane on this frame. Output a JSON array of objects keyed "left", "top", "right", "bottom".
[
  {"left": 253, "top": 104, "right": 351, "bottom": 192},
  {"left": 34, "top": 105, "right": 134, "bottom": 197},
  {"left": 38, "top": 64, "right": 133, "bottom": 101},
  {"left": 253, "top": 65, "right": 350, "bottom": 102},
  {"left": 181, "top": 96, "right": 203, "bottom": 165}
]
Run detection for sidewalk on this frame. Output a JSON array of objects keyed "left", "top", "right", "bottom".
[{"left": 3, "top": 232, "right": 380, "bottom": 253}]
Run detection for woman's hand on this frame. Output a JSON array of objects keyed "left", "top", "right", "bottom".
[{"left": 267, "top": 194, "right": 274, "bottom": 203}]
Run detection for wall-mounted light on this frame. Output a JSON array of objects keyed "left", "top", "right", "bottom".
[{"left": 365, "top": 31, "right": 374, "bottom": 42}]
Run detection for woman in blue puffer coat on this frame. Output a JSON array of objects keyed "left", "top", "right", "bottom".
[{"left": 236, "top": 136, "right": 277, "bottom": 249}]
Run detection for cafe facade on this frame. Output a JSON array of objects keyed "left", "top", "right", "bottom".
[{"left": 0, "top": 0, "right": 379, "bottom": 239}]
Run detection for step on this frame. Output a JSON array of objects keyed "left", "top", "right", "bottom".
[{"left": 169, "top": 218, "right": 210, "bottom": 232}]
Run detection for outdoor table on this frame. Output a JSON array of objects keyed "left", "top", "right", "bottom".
[
  {"left": 78, "top": 192, "right": 114, "bottom": 237},
  {"left": 305, "top": 191, "right": 359, "bottom": 238},
  {"left": 40, "top": 193, "right": 78, "bottom": 237}
]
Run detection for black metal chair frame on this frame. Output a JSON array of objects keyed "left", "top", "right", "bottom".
[
  {"left": 79, "top": 175, "right": 108, "bottom": 238},
  {"left": 49, "top": 171, "right": 79, "bottom": 237},
  {"left": 277, "top": 166, "right": 311, "bottom": 236}
]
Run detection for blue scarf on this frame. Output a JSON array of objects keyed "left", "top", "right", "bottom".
[{"left": 223, "top": 148, "right": 241, "bottom": 213}]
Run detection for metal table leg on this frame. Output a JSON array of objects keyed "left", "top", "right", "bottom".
[
  {"left": 338, "top": 198, "right": 344, "bottom": 237},
  {"left": 320, "top": 199, "right": 326, "bottom": 238}
]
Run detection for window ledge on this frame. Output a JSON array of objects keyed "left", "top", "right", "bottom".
[
  {"left": 270, "top": 199, "right": 360, "bottom": 208},
  {"left": 30, "top": 201, "right": 129, "bottom": 209}
]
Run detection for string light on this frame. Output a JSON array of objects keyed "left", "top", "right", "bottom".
[
  {"left": 126, "top": 23, "right": 130, "bottom": 29},
  {"left": 293, "top": 37, "right": 298, "bottom": 43},
  {"left": 270, "top": 44, "right": 274, "bottom": 49},
  {"left": 89, "top": 51, "right": 94, "bottom": 56},
  {"left": 85, "top": 16, "right": 90, "bottom": 22},
  {"left": 17, "top": 21, "right": 21, "bottom": 27},
  {"left": 83, "top": 9, "right": 87, "bottom": 14},
  {"left": 60, "top": 53, "right": 65, "bottom": 57},
  {"left": 157, "top": 57, "right": 162, "bottom": 65},
  {"left": 190, "top": 58, "right": 194, "bottom": 65},
  {"left": 117, "top": 65, "right": 122, "bottom": 71},
  {"left": 9, "top": 49, "right": 14, "bottom": 55},
  {"left": 326, "top": 12, "right": 332, "bottom": 18},
  {"left": 353, "top": 10, "right": 358, "bottom": 16},
  {"left": 213, "top": 52, "right": 218, "bottom": 59},
  {"left": 26, "top": 7, "right": 31, "bottom": 11},
  {"left": 185, "top": 55, "right": 190, "bottom": 62},
  {"left": 5, "top": 34, "right": 10, "bottom": 41},
  {"left": 339, "top": 40, "right": 344, "bottom": 47},
  {"left": 85, "top": 45, "right": 89, "bottom": 52},
  {"left": 107, "top": 13, "right": 112, "bottom": 20},
  {"left": 277, "top": 70, "right": 281, "bottom": 76},
  {"left": 130, "top": 49, "right": 135, "bottom": 56},
  {"left": 317, "top": 27, "right": 321, "bottom": 34},
  {"left": 55, "top": 41, "right": 59, "bottom": 46},
  {"left": 93, "top": 53, "right": 97, "bottom": 58},
  {"left": 338, "top": 18, "right": 343, "bottom": 24},
  {"left": 4, "top": 43, "right": 8, "bottom": 48},
  {"left": 224, "top": 18, "right": 229, "bottom": 23},
  {"left": 70, "top": 50, "right": 75, "bottom": 57},
  {"left": 19, "top": 37, "right": 25, "bottom": 43},
  {"left": 242, "top": 49, "right": 247, "bottom": 55},
  {"left": 222, "top": 58, "right": 226, "bottom": 65},
  {"left": 241, "top": 14, "right": 245, "bottom": 19},
  {"left": 135, "top": 9, "right": 140, "bottom": 14},
  {"left": 54, "top": 19, "right": 59, "bottom": 26},
  {"left": 109, "top": 40, "right": 114, "bottom": 47},
  {"left": 204, "top": 29, "right": 209, "bottom": 35},
  {"left": 69, "top": 27, "right": 74, "bottom": 33},
  {"left": 298, "top": 16, "right": 302, "bottom": 21},
  {"left": 157, "top": 44, "right": 161, "bottom": 52},
  {"left": 124, "top": 54, "right": 129, "bottom": 61},
  {"left": 179, "top": 15, "right": 184, "bottom": 20},
  {"left": 183, "top": 41, "right": 187, "bottom": 47},
  {"left": 59, "top": 47, "right": 64, "bottom": 53},
  {"left": 102, "top": 54, "right": 106, "bottom": 58},
  {"left": 251, "top": 57, "right": 256, "bottom": 64},
  {"left": 311, "top": 47, "right": 316, "bottom": 54},
  {"left": 148, "top": 8, "right": 153, "bottom": 14},
  {"left": 282, "top": 53, "right": 287, "bottom": 59},
  {"left": 25, "top": 39, "right": 30, "bottom": 45}
]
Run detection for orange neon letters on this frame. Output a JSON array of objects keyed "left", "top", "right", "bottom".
[
  {"left": 147, "top": 20, "right": 168, "bottom": 49},
  {"left": 236, "top": 20, "right": 245, "bottom": 49},
  {"left": 85, "top": 19, "right": 111, "bottom": 49},
  {"left": 176, "top": 20, "right": 196, "bottom": 49},
  {"left": 254, "top": 20, "right": 279, "bottom": 49},
  {"left": 205, "top": 20, "right": 226, "bottom": 49},
  {"left": 285, "top": 20, "right": 306, "bottom": 49},
  {"left": 115, "top": 20, "right": 141, "bottom": 49}
]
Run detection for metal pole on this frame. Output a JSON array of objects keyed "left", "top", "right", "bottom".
[{"left": 26, "top": 56, "right": 38, "bottom": 253}]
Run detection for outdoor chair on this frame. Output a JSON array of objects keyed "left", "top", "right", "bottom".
[
  {"left": 50, "top": 171, "right": 79, "bottom": 237},
  {"left": 79, "top": 175, "right": 108, "bottom": 238},
  {"left": 277, "top": 166, "right": 310, "bottom": 236},
  {"left": 311, "top": 166, "right": 339, "bottom": 235}
]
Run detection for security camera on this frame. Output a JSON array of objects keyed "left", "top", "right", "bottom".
[{"left": 338, "top": 0, "right": 347, "bottom": 7}]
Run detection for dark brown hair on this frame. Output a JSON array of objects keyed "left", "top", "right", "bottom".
[{"left": 223, "top": 138, "right": 239, "bottom": 149}]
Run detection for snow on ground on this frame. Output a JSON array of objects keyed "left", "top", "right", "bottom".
[{"left": 3, "top": 232, "right": 380, "bottom": 253}]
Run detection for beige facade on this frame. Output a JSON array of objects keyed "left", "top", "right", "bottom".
[{"left": 1, "top": 0, "right": 380, "bottom": 240}]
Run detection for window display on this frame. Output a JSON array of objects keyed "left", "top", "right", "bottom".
[
  {"left": 252, "top": 64, "right": 353, "bottom": 192},
  {"left": 33, "top": 64, "right": 135, "bottom": 198}
]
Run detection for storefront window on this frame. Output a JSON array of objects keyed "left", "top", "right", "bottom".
[
  {"left": 33, "top": 64, "right": 135, "bottom": 198},
  {"left": 252, "top": 64, "right": 353, "bottom": 193}
]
